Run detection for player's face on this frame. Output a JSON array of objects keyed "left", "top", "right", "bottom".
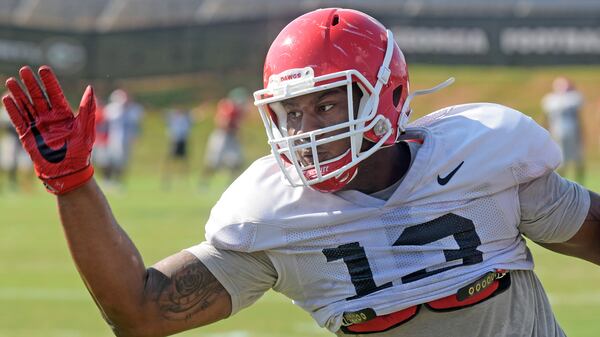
[{"left": 279, "top": 87, "right": 358, "bottom": 166}]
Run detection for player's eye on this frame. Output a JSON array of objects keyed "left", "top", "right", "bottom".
[
  {"left": 288, "top": 111, "right": 302, "bottom": 119},
  {"left": 319, "top": 104, "right": 334, "bottom": 112}
]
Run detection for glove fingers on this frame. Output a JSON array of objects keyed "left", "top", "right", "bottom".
[
  {"left": 5, "top": 77, "right": 35, "bottom": 122},
  {"left": 79, "top": 85, "right": 97, "bottom": 138},
  {"left": 38, "top": 66, "right": 71, "bottom": 117},
  {"left": 2, "top": 94, "right": 28, "bottom": 135},
  {"left": 20, "top": 66, "right": 50, "bottom": 115}
]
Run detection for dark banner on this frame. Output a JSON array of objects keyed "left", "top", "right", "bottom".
[
  {"left": 0, "top": 15, "right": 599, "bottom": 80},
  {"left": 0, "top": 26, "right": 88, "bottom": 78},
  {"left": 383, "top": 15, "right": 600, "bottom": 65}
]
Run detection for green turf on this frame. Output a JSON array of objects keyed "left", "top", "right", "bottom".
[
  {"left": 1, "top": 175, "right": 599, "bottom": 337},
  {"left": 1, "top": 65, "right": 600, "bottom": 336}
]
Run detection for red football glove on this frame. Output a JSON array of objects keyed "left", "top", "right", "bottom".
[{"left": 2, "top": 65, "right": 96, "bottom": 195}]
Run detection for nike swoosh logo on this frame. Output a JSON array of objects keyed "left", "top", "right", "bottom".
[
  {"left": 437, "top": 161, "right": 464, "bottom": 186},
  {"left": 31, "top": 124, "right": 67, "bottom": 163}
]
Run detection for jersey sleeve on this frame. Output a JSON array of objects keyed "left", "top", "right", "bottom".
[
  {"left": 518, "top": 172, "right": 590, "bottom": 243},
  {"left": 184, "top": 242, "right": 277, "bottom": 315}
]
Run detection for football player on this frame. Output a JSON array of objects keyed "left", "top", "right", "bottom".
[{"left": 3, "top": 8, "right": 599, "bottom": 337}]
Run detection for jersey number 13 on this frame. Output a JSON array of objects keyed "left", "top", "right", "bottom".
[{"left": 322, "top": 213, "right": 483, "bottom": 300}]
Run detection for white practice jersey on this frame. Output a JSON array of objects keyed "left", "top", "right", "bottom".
[{"left": 204, "top": 103, "right": 561, "bottom": 332}]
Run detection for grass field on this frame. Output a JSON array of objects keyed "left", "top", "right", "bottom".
[
  {"left": 1, "top": 175, "right": 600, "bottom": 337},
  {"left": 1, "top": 65, "right": 600, "bottom": 337}
]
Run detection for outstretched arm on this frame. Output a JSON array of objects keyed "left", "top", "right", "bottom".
[
  {"left": 3, "top": 66, "right": 231, "bottom": 337},
  {"left": 59, "top": 179, "right": 231, "bottom": 336}
]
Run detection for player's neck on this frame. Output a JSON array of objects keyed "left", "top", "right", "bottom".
[{"left": 342, "top": 142, "right": 411, "bottom": 194}]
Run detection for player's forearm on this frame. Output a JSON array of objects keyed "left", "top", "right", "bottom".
[{"left": 57, "top": 179, "right": 149, "bottom": 329}]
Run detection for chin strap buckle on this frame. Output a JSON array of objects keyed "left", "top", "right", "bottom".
[{"left": 377, "top": 65, "right": 391, "bottom": 85}]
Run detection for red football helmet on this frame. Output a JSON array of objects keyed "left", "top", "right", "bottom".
[{"left": 254, "top": 8, "right": 410, "bottom": 192}]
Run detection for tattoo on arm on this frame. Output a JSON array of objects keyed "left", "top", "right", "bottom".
[{"left": 146, "top": 260, "right": 228, "bottom": 321}]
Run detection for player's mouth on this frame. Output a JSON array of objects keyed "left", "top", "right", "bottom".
[{"left": 299, "top": 150, "right": 330, "bottom": 166}]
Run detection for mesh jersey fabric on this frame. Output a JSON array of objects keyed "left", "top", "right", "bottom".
[{"left": 194, "top": 103, "right": 582, "bottom": 332}]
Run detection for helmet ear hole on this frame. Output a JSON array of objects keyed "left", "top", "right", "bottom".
[
  {"left": 393, "top": 85, "right": 403, "bottom": 107},
  {"left": 332, "top": 14, "right": 340, "bottom": 26}
]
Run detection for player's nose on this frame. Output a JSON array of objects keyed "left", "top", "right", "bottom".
[{"left": 297, "top": 112, "right": 323, "bottom": 135}]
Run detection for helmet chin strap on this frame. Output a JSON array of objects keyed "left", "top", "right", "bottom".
[
  {"left": 352, "top": 29, "right": 395, "bottom": 158},
  {"left": 397, "top": 77, "right": 455, "bottom": 136}
]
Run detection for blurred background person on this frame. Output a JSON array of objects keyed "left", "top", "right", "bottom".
[
  {"left": 161, "top": 107, "right": 193, "bottom": 190},
  {"left": 596, "top": 98, "right": 600, "bottom": 156},
  {"left": 91, "top": 97, "right": 110, "bottom": 182},
  {"left": 0, "top": 100, "right": 10, "bottom": 192},
  {"left": 0, "top": 94, "right": 33, "bottom": 192},
  {"left": 201, "top": 87, "right": 248, "bottom": 184},
  {"left": 541, "top": 76, "right": 585, "bottom": 182},
  {"left": 103, "top": 88, "right": 144, "bottom": 189}
]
